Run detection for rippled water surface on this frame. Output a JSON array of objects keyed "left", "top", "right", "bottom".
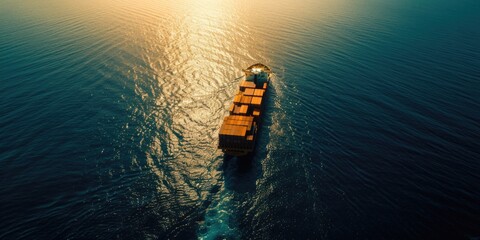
[{"left": 1, "top": 0, "right": 479, "bottom": 239}]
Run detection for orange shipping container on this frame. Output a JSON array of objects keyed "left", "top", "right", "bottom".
[
  {"left": 241, "top": 96, "right": 252, "bottom": 105},
  {"left": 251, "top": 97, "right": 262, "bottom": 106},
  {"left": 239, "top": 105, "right": 248, "bottom": 114},
  {"left": 244, "top": 88, "right": 255, "bottom": 96},
  {"left": 253, "top": 89, "right": 265, "bottom": 97}
]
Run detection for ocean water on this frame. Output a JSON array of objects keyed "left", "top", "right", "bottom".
[{"left": 1, "top": 0, "right": 479, "bottom": 239}]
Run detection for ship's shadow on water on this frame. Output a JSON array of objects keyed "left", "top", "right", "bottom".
[
  {"left": 221, "top": 154, "right": 258, "bottom": 194},
  {"left": 198, "top": 126, "right": 270, "bottom": 239},
  {"left": 197, "top": 154, "right": 261, "bottom": 240}
]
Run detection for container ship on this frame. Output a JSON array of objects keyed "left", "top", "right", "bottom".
[{"left": 218, "top": 63, "right": 271, "bottom": 156}]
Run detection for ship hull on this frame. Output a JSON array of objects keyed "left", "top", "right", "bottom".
[{"left": 218, "top": 63, "right": 270, "bottom": 156}]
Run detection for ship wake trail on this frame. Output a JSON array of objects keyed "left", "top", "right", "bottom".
[{"left": 197, "top": 184, "right": 240, "bottom": 240}]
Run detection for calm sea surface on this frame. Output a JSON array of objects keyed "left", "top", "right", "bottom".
[{"left": 1, "top": 0, "right": 479, "bottom": 239}]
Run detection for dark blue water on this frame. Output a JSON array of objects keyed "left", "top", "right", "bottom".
[{"left": 1, "top": 0, "right": 479, "bottom": 239}]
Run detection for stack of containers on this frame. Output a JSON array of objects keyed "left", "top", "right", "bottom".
[
  {"left": 218, "top": 116, "right": 256, "bottom": 150},
  {"left": 219, "top": 73, "right": 268, "bottom": 151}
]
